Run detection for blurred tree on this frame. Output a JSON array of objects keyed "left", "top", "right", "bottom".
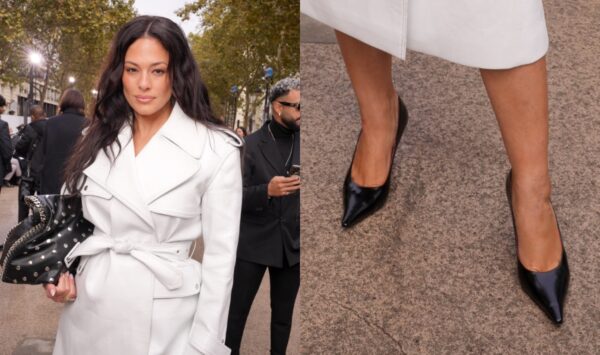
[
  {"left": 178, "top": 0, "right": 299, "bottom": 128},
  {"left": 0, "top": 1, "right": 26, "bottom": 84},
  {"left": 0, "top": 0, "right": 136, "bottom": 113}
]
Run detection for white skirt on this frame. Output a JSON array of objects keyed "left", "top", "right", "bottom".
[{"left": 301, "top": 0, "right": 549, "bottom": 69}]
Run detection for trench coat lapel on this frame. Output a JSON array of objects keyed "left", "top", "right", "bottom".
[
  {"left": 83, "top": 124, "right": 156, "bottom": 229},
  {"left": 258, "top": 123, "right": 285, "bottom": 175},
  {"left": 134, "top": 103, "right": 205, "bottom": 206}
]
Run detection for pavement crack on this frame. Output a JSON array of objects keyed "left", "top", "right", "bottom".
[{"left": 330, "top": 298, "right": 407, "bottom": 354}]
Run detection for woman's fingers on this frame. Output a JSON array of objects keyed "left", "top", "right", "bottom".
[
  {"left": 67, "top": 273, "right": 77, "bottom": 300},
  {"left": 44, "top": 273, "right": 77, "bottom": 303},
  {"left": 51, "top": 273, "right": 73, "bottom": 303},
  {"left": 44, "top": 283, "right": 56, "bottom": 298}
]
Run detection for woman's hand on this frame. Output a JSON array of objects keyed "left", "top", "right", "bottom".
[{"left": 43, "top": 272, "right": 77, "bottom": 303}]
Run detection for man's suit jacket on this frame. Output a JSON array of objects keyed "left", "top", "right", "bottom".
[
  {"left": 0, "top": 118, "right": 13, "bottom": 179},
  {"left": 37, "top": 108, "right": 86, "bottom": 194},
  {"left": 14, "top": 119, "right": 47, "bottom": 177},
  {"left": 237, "top": 120, "right": 300, "bottom": 268}
]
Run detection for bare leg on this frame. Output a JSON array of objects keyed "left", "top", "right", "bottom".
[
  {"left": 335, "top": 31, "right": 399, "bottom": 187},
  {"left": 481, "top": 57, "right": 562, "bottom": 272}
]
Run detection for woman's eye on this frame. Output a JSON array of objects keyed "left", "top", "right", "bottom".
[
  {"left": 153, "top": 69, "right": 166, "bottom": 75},
  {"left": 125, "top": 67, "right": 137, "bottom": 73}
]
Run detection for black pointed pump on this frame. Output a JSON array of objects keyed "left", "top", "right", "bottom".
[
  {"left": 341, "top": 96, "right": 408, "bottom": 228},
  {"left": 506, "top": 170, "right": 569, "bottom": 324}
]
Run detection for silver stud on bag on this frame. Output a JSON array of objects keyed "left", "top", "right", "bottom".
[
  {"left": 46, "top": 239, "right": 51, "bottom": 243},
  {"left": 33, "top": 272, "right": 38, "bottom": 277},
  {"left": 22, "top": 276, "right": 27, "bottom": 281},
  {"left": 73, "top": 238, "right": 78, "bottom": 242},
  {"left": 64, "top": 244, "right": 69, "bottom": 248},
  {"left": 45, "top": 266, "right": 50, "bottom": 271},
  {"left": 28, "top": 260, "right": 33, "bottom": 265},
  {"left": 49, "top": 277, "right": 54, "bottom": 282},
  {"left": 41, "top": 255, "right": 45, "bottom": 260},
  {"left": 16, "top": 266, "right": 21, "bottom": 270}
]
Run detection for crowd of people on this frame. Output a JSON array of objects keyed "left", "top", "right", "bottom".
[{"left": 0, "top": 90, "right": 87, "bottom": 221}]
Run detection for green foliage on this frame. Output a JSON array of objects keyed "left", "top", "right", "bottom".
[
  {"left": 179, "top": 0, "right": 299, "bottom": 126},
  {"left": 0, "top": 1, "right": 27, "bottom": 84},
  {"left": 0, "top": 0, "right": 136, "bottom": 110}
]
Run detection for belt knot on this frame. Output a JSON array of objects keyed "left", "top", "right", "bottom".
[{"left": 112, "top": 240, "right": 134, "bottom": 254}]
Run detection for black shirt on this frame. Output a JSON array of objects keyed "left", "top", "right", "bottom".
[{"left": 268, "top": 119, "right": 295, "bottom": 174}]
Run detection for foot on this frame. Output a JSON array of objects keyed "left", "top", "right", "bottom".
[
  {"left": 351, "top": 93, "right": 399, "bottom": 187},
  {"left": 510, "top": 172, "right": 563, "bottom": 272}
]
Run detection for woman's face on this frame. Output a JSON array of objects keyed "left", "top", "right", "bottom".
[{"left": 122, "top": 37, "right": 172, "bottom": 121}]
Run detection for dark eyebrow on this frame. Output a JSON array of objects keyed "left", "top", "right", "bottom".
[{"left": 124, "top": 61, "right": 168, "bottom": 67}]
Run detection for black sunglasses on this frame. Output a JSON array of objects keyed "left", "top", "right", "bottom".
[{"left": 277, "top": 101, "right": 301, "bottom": 111}]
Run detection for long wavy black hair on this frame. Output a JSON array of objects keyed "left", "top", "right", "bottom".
[{"left": 64, "top": 16, "right": 223, "bottom": 193}]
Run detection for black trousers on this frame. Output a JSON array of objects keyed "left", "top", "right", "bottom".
[
  {"left": 226, "top": 259, "right": 300, "bottom": 355},
  {"left": 17, "top": 177, "right": 36, "bottom": 222}
]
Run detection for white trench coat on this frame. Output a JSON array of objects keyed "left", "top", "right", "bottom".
[
  {"left": 301, "top": 0, "right": 549, "bottom": 69},
  {"left": 53, "top": 103, "right": 242, "bottom": 355}
]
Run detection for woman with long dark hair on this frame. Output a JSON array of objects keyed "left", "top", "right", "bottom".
[{"left": 43, "top": 16, "right": 243, "bottom": 355}]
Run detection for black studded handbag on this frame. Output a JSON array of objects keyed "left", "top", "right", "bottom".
[{"left": 0, "top": 194, "right": 94, "bottom": 285}]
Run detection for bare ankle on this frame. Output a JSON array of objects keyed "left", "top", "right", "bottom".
[
  {"left": 358, "top": 92, "right": 398, "bottom": 128},
  {"left": 512, "top": 171, "right": 552, "bottom": 201}
]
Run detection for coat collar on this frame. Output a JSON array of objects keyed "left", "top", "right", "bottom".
[
  {"left": 257, "top": 120, "right": 285, "bottom": 174},
  {"left": 83, "top": 103, "right": 207, "bottom": 229},
  {"left": 157, "top": 103, "right": 206, "bottom": 159},
  {"left": 257, "top": 120, "right": 300, "bottom": 175}
]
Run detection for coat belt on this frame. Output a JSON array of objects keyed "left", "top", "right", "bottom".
[{"left": 64, "top": 235, "right": 192, "bottom": 290}]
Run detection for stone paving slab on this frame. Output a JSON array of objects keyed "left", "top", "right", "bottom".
[{"left": 300, "top": 2, "right": 600, "bottom": 354}]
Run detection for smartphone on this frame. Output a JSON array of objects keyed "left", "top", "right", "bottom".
[{"left": 289, "top": 164, "right": 300, "bottom": 176}]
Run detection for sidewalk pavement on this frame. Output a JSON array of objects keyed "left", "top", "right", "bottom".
[
  {"left": 0, "top": 187, "right": 299, "bottom": 354},
  {"left": 300, "top": 1, "right": 600, "bottom": 353}
]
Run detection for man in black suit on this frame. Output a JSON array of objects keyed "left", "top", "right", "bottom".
[
  {"left": 0, "top": 95, "right": 14, "bottom": 194},
  {"left": 37, "top": 89, "right": 86, "bottom": 194},
  {"left": 14, "top": 105, "right": 46, "bottom": 220},
  {"left": 226, "top": 77, "right": 301, "bottom": 355}
]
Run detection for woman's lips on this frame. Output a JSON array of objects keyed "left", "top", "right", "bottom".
[{"left": 135, "top": 95, "right": 155, "bottom": 103}]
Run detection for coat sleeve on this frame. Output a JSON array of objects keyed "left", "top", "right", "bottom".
[
  {"left": 185, "top": 148, "right": 242, "bottom": 355},
  {"left": 241, "top": 149, "right": 270, "bottom": 212},
  {"left": 29, "top": 127, "right": 46, "bottom": 180},
  {"left": 14, "top": 125, "right": 34, "bottom": 157}
]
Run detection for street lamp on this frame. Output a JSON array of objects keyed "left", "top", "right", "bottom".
[
  {"left": 230, "top": 85, "right": 239, "bottom": 129},
  {"left": 91, "top": 89, "right": 98, "bottom": 97},
  {"left": 262, "top": 67, "right": 274, "bottom": 125},
  {"left": 68, "top": 76, "right": 76, "bottom": 86},
  {"left": 28, "top": 52, "right": 42, "bottom": 66},
  {"left": 26, "top": 51, "right": 43, "bottom": 125}
]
